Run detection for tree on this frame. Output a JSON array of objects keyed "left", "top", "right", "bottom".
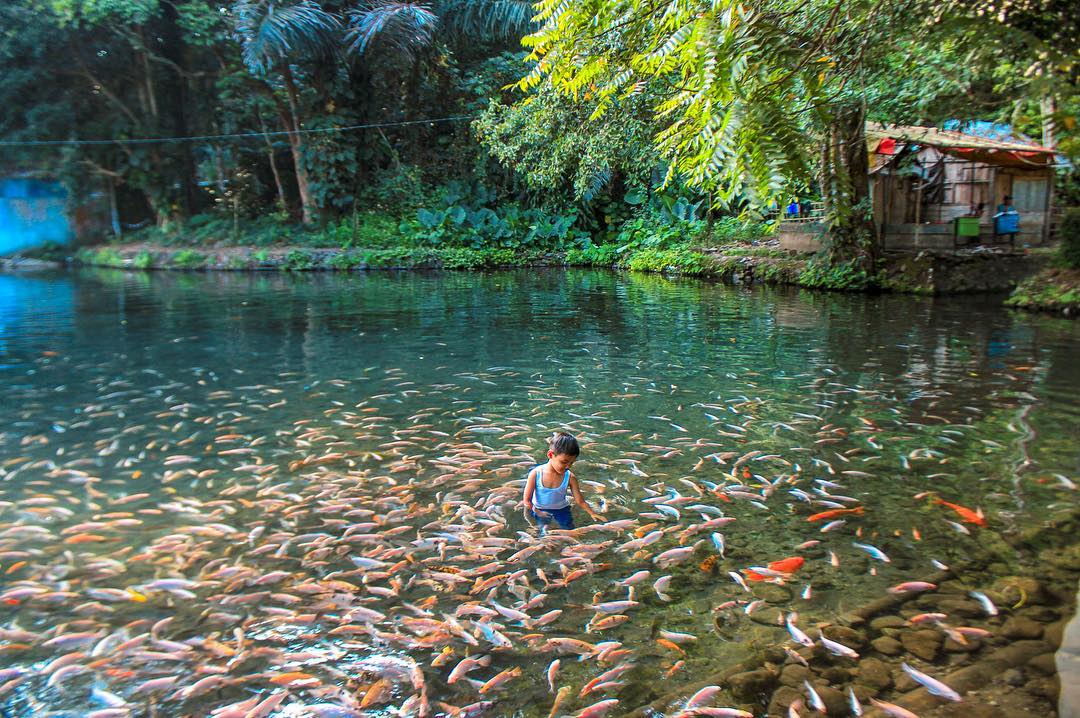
[
  {"left": 235, "top": 0, "right": 340, "bottom": 224},
  {"left": 511, "top": 0, "right": 1076, "bottom": 266}
]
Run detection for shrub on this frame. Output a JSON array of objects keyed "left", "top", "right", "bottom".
[
  {"left": 1058, "top": 207, "right": 1080, "bottom": 269},
  {"left": 798, "top": 258, "right": 881, "bottom": 290},
  {"left": 172, "top": 249, "right": 206, "bottom": 269},
  {"left": 626, "top": 247, "right": 711, "bottom": 275},
  {"left": 132, "top": 251, "right": 154, "bottom": 269},
  {"left": 282, "top": 250, "right": 317, "bottom": 271}
]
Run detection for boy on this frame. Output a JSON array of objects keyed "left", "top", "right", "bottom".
[{"left": 522, "top": 432, "right": 602, "bottom": 531}]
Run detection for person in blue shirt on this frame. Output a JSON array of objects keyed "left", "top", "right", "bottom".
[
  {"left": 786, "top": 199, "right": 800, "bottom": 218},
  {"left": 522, "top": 432, "right": 603, "bottom": 531},
  {"left": 994, "top": 194, "right": 1020, "bottom": 242}
]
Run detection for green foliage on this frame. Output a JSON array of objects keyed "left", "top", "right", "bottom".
[
  {"left": 282, "top": 249, "right": 317, "bottom": 270},
  {"left": 565, "top": 244, "right": 619, "bottom": 267},
  {"left": 399, "top": 182, "right": 589, "bottom": 250},
  {"left": 626, "top": 248, "right": 711, "bottom": 276},
  {"left": 171, "top": 249, "right": 206, "bottom": 268},
  {"left": 1057, "top": 208, "right": 1080, "bottom": 269},
  {"left": 474, "top": 81, "right": 659, "bottom": 200},
  {"left": 614, "top": 210, "right": 707, "bottom": 254},
  {"left": 706, "top": 217, "right": 776, "bottom": 246},
  {"left": 798, "top": 258, "right": 883, "bottom": 291},
  {"left": 131, "top": 251, "right": 154, "bottom": 269},
  {"left": 76, "top": 247, "right": 125, "bottom": 267},
  {"left": 1006, "top": 268, "right": 1080, "bottom": 313}
]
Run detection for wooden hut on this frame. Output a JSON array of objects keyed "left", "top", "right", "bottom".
[
  {"left": 778, "top": 123, "right": 1058, "bottom": 252},
  {"left": 866, "top": 123, "right": 1057, "bottom": 249}
]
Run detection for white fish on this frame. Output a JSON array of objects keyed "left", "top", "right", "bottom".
[
  {"left": 820, "top": 632, "right": 859, "bottom": 658},
  {"left": 785, "top": 616, "right": 813, "bottom": 647},
  {"left": 848, "top": 686, "right": 863, "bottom": 715},
  {"left": 803, "top": 680, "right": 826, "bottom": 712},
  {"left": 969, "top": 591, "right": 998, "bottom": 616},
  {"left": 851, "top": 541, "right": 890, "bottom": 562},
  {"left": 900, "top": 662, "right": 961, "bottom": 702}
]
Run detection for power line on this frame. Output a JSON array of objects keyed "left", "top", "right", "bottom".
[{"left": 0, "top": 115, "right": 478, "bottom": 147}]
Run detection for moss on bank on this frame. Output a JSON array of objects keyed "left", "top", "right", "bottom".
[
  {"left": 1005, "top": 268, "right": 1080, "bottom": 316},
  {"left": 71, "top": 242, "right": 1050, "bottom": 302}
]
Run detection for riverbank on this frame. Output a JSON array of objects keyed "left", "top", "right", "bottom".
[
  {"left": 1005, "top": 268, "right": 1080, "bottom": 316},
  {"left": 60, "top": 241, "right": 1053, "bottom": 296}
]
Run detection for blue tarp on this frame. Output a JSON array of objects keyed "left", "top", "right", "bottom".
[{"left": 0, "top": 178, "right": 72, "bottom": 255}]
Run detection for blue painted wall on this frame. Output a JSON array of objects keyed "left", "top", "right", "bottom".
[{"left": 0, "top": 178, "right": 73, "bottom": 255}]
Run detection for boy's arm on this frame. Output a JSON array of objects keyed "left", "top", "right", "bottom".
[
  {"left": 569, "top": 473, "right": 602, "bottom": 520},
  {"left": 522, "top": 472, "right": 537, "bottom": 518}
]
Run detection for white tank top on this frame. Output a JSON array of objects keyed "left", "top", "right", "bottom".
[{"left": 532, "top": 464, "right": 570, "bottom": 509}]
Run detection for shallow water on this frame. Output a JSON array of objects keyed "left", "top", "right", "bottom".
[{"left": 0, "top": 268, "right": 1077, "bottom": 718}]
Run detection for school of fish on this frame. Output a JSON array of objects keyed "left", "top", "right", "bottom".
[{"left": 0, "top": 345, "right": 1073, "bottom": 718}]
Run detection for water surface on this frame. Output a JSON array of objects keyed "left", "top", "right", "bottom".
[{"left": 0, "top": 268, "right": 1076, "bottom": 717}]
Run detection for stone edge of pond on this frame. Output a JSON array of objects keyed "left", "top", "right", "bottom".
[
  {"left": 1005, "top": 267, "right": 1080, "bottom": 317},
  {"left": 24, "top": 242, "right": 1058, "bottom": 301}
]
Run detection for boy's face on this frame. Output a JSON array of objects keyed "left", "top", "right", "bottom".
[{"left": 547, "top": 451, "right": 577, "bottom": 474}]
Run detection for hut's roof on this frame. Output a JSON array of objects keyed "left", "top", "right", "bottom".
[{"left": 867, "top": 123, "right": 1055, "bottom": 168}]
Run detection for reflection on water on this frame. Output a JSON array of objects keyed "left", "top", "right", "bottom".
[{"left": 0, "top": 267, "right": 1077, "bottom": 718}]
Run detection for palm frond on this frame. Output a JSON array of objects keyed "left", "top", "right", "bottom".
[
  {"left": 235, "top": 0, "right": 341, "bottom": 73},
  {"left": 345, "top": 1, "right": 439, "bottom": 62},
  {"left": 437, "top": 0, "right": 537, "bottom": 43}
]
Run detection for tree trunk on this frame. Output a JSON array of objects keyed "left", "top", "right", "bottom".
[
  {"left": 281, "top": 64, "right": 317, "bottom": 224},
  {"left": 1040, "top": 95, "right": 1056, "bottom": 148},
  {"left": 825, "top": 106, "right": 877, "bottom": 267},
  {"left": 258, "top": 109, "right": 288, "bottom": 215}
]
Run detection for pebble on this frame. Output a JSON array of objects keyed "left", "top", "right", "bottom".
[
  {"left": 900, "top": 628, "right": 943, "bottom": 661},
  {"left": 766, "top": 685, "right": 802, "bottom": 715},
  {"left": 822, "top": 625, "right": 867, "bottom": 649},
  {"left": 854, "top": 657, "right": 892, "bottom": 690},
  {"left": 871, "top": 636, "right": 903, "bottom": 656},
  {"left": 726, "top": 668, "right": 777, "bottom": 702},
  {"left": 1001, "top": 616, "right": 1044, "bottom": 640},
  {"left": 1026, "top": 653, "right": 1057, "bottom": 676},
  {"left": 869, "top": 615, "right": 906, "bottom": 631},
  {"left": 752, "top": 583, "right": 793, "bottom": 604},
  {"left": 779, "top": 664, "right": 810, "bottom": 688},
  {"left": 1002, "top": 668, "right": 1025, "bottom": 686}
]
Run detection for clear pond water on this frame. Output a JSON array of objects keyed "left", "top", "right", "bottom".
[{"left": 0, "top": 268, "right": 1077, "bottom": 718}]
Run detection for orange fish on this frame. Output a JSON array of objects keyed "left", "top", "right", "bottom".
[
  {"left": 806, "top": 506, "right": 865, "bottom": 522},
  {"left": 5, "top": 561, "right": 26, "bottom": 574},
  {"left": 64, "top": 534, "right": 107, "bottom": 544},
  {"left": 935, "top": 499, "right": 986, "bottom": 527},
  {"left": 767, "top": 556, "right": 804, "bottom": 574},
  {"left": 699, "top": 556, "right": 719, "bottom": 573},
  {"left": 656, "top": 638, "right": 685, "bottom": 655},
  {"left": 269, "top": 672, "right": 319, "bottom": 686},
  {"left": 743, "top": 570, "right": 769, "bottom": 582}
]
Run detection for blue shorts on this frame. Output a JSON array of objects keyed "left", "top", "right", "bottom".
[{"left": 531, "top": 506, "right": 575, "bottom": 530}]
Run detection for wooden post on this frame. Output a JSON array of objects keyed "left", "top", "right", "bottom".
[{"left": 1043, "top": 168, "right": 1054, "bottom": 245}]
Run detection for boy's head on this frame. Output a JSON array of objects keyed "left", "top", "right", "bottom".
[{"left": 547, "top": 431, "right": 580, "bottom": 473}]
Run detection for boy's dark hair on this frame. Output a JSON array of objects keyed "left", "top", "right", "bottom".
[{"left": 549, "top": 431, "right": 580, "bottom": 457}]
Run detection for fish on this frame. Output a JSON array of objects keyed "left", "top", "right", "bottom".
[
  {"left": 969, "top": 591, "right": 999, "bottom": 616},
  {"left": 544, "top": 686, "right": 572, "bottom": 718},
  {"left": 900, "top": 662, "right": 961, "bottom": 701},
  {"left": 547, "top": 659, "right": 560, "bottom": 692},
  {"left": 869, "top": 698, "right": 921, "bottom": 717},
  {"left": 447, "top": 655, "right": 492, "bottom": 684},
  {"left": 806, "top": 506, "right": 864, "bottom": 522},
  {"left": 785, "top": 616, "right": 814, "bottom": 647},
  {"left": 851, "top": 541, "right": 890, "bottom": 562},
  {"left": 803, "top": 680, "right": 827, "bottom": 713},
  {"left": 934, "top": 499, "right": 986, "bottom": 527},
  {"left": 820, "top": 632, "right": 859, "bottom": 658},
  {"left": 848, "top": 686, "right": 863, "bottom": 715},
  {"left": 888, "top": 582, "right": 936, "bottom": 594},
  {"left": 478, "top": 666, "right": 521, "bottom": 694},
  {"left": 573, "top": 698, "right": 619, "bottom": 718}
]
